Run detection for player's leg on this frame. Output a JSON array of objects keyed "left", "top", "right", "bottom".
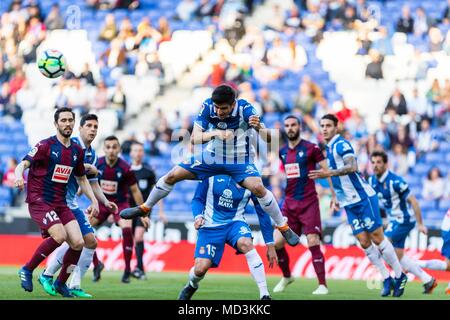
[
  {"left": 179, "top": 258, "right": 212, "bottom": 300},
  {"left": 53, "top": 218, "right": 84, "bottom": 297},
  {"left": 273, "top": 229, "right": 294, "bottom": 293},
  {"left": 118, "top": 217, "right": 134, "bottom": 283},
  {"left": 69, "top": 232, "right": 97, "bottom": 297},
  {"left": 132, "top": 217, "right": 147, "bottom": 280},
  {"left": 307, "top": 234, "right": 328, "bottom": 294},
  {"left": 39, "top": 241, "right": 70, "bottom": 296},
  {"left": 89, "top": 210, "right": 108, "bottom": 282},
  {"left": 239, "top": 175, "right": 299, "bottom": 246},
  {"left": 121, "top": 166, "right": 196, "bottom": 219},
  {"left": 235, "top": 236, "right": 271, "bottom": 300},
  {"left": 19, "top": 203, "right": 67, "bottom": 293}
]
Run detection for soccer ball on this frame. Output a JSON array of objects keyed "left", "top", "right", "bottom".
[{"left": 37, "top": 49, "right": 66, "bottom": 78}]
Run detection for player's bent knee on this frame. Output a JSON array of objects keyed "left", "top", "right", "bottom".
[
  {"left": 237, "top": 238, "right": 254, "bottom": 254},
  {"left": 307, "top": 234, "right": 320, "bottom": 247},
  {"left": 84, "top": 235, "right": 97, "bottom": 249}
]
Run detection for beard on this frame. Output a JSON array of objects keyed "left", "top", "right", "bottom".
[
  {"left": 287, "top": 130, "right": 300, "bottom": 141},
  {"left": 58, "top": 127, "right": 73, "bottom": 138}
]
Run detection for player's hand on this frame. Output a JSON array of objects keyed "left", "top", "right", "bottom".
[
  {"left": 105, "top": 201, "right": 118, "bottom": 214},
  {"left": 266, "top": 245, "right": 278, "bottom": 268},
  {"left": 141, "top": 216, "right": 150, "bottom": 230},
  {"left": 84, "top": 164, "right": 98, "bottom": 177},
  {"left": 418, "top": 223, "right": 428, "bottom": 235},
  {"left": 216, "top": 129, "right": 234, "bottom": 141},
  {"left": 14, "top": 178, "right": 25, "bottom": 191},
  {"left": 194, "top": 216, "right": 205, "bottom": 230},
  {"left": 308, "top": 169, "right": 331, "bottom": 179},
  {"left": 330, "top": 196, "right": 339, "bottom": 212},
  {"left": 86, "top": 202, "right": 99, "bottom": 218},
  {"left": 248, "top": 115, "right": 262, "bottom": 130}
]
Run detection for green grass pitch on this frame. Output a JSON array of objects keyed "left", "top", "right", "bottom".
[{"left": 1, "top": 267, "right": 448, "bottom": 300}]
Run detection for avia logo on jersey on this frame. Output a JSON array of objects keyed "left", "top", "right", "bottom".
[
  {"left": 51, "top": 165, "right": 73, "bottom": 183},
  {"left": 100, "top": 180, "right": 118, "bottom": 195},
  {"left": 218, "top": 189, "right": 233, "bottom": 208},
  {"left": 285, "top": 163, "right": 300, "bottom": 179}
]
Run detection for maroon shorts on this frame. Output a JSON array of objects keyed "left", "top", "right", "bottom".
[
  {"left": 95, "top": 202, "right": 130, "bottom": 225},
  {"left": 281, "top": 197, "right": 322, "bottom": 237},
  {"left": 28, "top": 202, "right": 76, "bottom": 238}
]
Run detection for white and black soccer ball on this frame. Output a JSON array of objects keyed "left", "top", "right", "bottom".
[{"left": 37, "top": 49, "right": 67, "bottom": 78}]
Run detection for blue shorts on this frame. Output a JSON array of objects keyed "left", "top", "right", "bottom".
[
  {"left": 195, "top": 221, "right": 253, "bottom": 268},
  {"left": 71, "top": 208, "right": 95, "bottom": 236},
  {"left": 178, "top": 155, "right": 260, "bottom": 183},
  {"left": 344, "top": 195, "right": 383, "bottom": 235},
  {"left": 442, "top": 230, "right": 450, "bottom": 259},
  {"left": 385, "top": 221, "right": 416, "bottom": 249}
]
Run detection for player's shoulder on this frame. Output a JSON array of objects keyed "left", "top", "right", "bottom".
[
  {"left": 237, "top": 98, "right": 252, "bottom": 108},
  {"left": 143, "top": 163, "right": 155, "bottom": 173},
  {"left": 97, "top": 156, "right": 106, "bottom": 165},
  {"left": 118, "top": 157, "right": 132, "bottom": 170},
  {"left": 71, "top": 141, "right": 84, "bottom": 153},
  {"left": 302, "top": 139, "right": 320, "bottom": 150},
  {"left": 71, "top": 136, "right": 81, "bottom": 146},
  {"left": 279, "top": 144, "right": 288, "bottom": 153}
]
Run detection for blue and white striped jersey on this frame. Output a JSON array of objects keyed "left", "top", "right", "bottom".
[
  {"left": 66, "top": 137, "right": 98, "bottom": 210},
  {"left": 442, "top": 210, "right": 450, "bottom": 233},
  {"left": 194, "top": 98, "right": 259, "bottom": 163},
  {"left": 326, "top": 134, "right": 375, "bottom": 207},
  {"left": 369, "top": 170, "right": 415, "bottom": 224},
  {"left": 191, "top": 175, "right": 274, "bottom": 244}
]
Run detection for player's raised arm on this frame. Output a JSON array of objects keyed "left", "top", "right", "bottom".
[
  {"left": 14, "top": 160, "right": 30, "bottom": 190},
  {"left": 309, "top": 142, "right": 358, "bottom": 179}
]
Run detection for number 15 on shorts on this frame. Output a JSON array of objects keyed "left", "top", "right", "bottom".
[{"left": 206, "top": 244, "right": 216, "bottom": 257}]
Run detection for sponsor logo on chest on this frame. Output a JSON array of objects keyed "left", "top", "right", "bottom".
[
  {"left": 218, "top": 189, "right": 233, "bottom": 208},
  {"left": 100, "top": 180, "right": 119, "bottom": 195},
  {"left": 285, "top": 163, "right": 300, "bottom": 179},
  {"left": 51, "top": 164, "right": 73, "bottom": 183}
]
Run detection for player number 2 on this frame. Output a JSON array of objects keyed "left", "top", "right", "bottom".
[
  {"left": 352, "top": 219, "right": 361, "bottom": 231},
  {"left": 206, "top": 244, "right": 216, "bottom": 257},
  {"left": 45, "top": 211, "right": 59, "bottom": 222}
]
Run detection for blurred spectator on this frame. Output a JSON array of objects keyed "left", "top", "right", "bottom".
[
  {"left": 390, "top": 143, "right": 410, "bottom": 176},
  {"left": 4, "top": 93, "right": 22, "bottom": 120},
  {"left": 98, "top": 14, "right": 117, "bottom": 42},
  {"left": 100, "top": 38, "right": 127, "bottom": 70},
  {"left": 391, "top": 125, "right": 414, "bottom": 155},
  {"left": 416, "top": 118, "right": 439, "bottom": 157},
  {"left": 45, "top": 4, "right": 65, "bottom": 31},
  {"left": 408, "top": 87, "right": 429, "bottom": 123},
  {"left": 224, "top": 10, "right": 246, "bottom": 48},
  {"left": 293, "top": 81, "right": 315, "bottom": 117},
  {"left": 413, "top": 7, "right": 433, "bottom": 37},
  {"left": 258, "top": 88, "right": 285, "bottom": 113},
  {"left": 8, "top": 69, "right": 26, "bottom": 95},
  {"left": 110, "top": 82, "right": 127, "bottom": 130},
  {"left": 385, "top": 88, "right": 408, "bottom": 116},
  {"left": 157, "top": 17, "right": 172, "bottom": 43},
  {"left": 195, "top": 0, "right": 215, "bottom": 20},
  {"left": 265, "top": 4, "right": 285, "bottom": 32},
  {"left": 116, "top": 0, "right": 140, "bottom": 10},
  {"left": 176, "top": 0, "right": 198, "bottom": 21},
  {"left": 267, "top": 37, "right": 294, "bottom": 72},
  {"left": 135, "top": 17, "right": 161, "bottom": 49},
  {"left": 365, "top": 49, "right": 383, "bottom": 79},
  {"left": 422, "top": 167, "right": 446, "bottom": 207},
  {"left": 443, "top": 0, "right": 450, "bottom": 24},
  {"left": 396, "top": 5, "right": 414, "bottom": 34},
  {"left": 356, "top": 31, "right": 372, "bottom": 55},
  {"left": 0, "top": 58, "right": 10, "bottom": 84},
  {"left": 371, "top": 27, "right": 393, "bottom": 56},
  {"left": 91, "top": 81, "right": 108, "bottom": 110},
  {"left": 2, "top": 158, "right": 19, "bottom": 206},
  {"left": 375, "top": 120, "right": 391, "bottom": 150},
  {"left": 302, "top": 3, "right": 325, "bottom": 42},
  {"left": 426, "top": 79, "right": 442, "bottom": 114},
  {"left": 428, "top": 27, "right": 444, "bottom": 52},
  {"left": 121, "top": 132, "right": 138, "bottom": 156}
]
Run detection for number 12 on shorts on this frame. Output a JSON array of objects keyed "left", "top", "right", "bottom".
[{"left": 206, "top": 244, "right": 216, "bottom": 257}]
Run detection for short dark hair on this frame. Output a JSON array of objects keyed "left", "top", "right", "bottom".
[
  {"left": 211, "top": 84, "right": 236, "bottom": 105},
  {"left": 371, "top": 150, "right": 388, "bottom": 163},
  {"left": 131, "top": 142, "right": 144, "bottom": 148},
  {"left": 284, "top": 114, "right": 301, "bottom": 125},
  {"left": 104, "top": 135, "right": 120, "bottom": 144},
  {"left": 54, "top": 107, "right": 75, "bottom": 122},
  {"left": 321, "top": 113, "right": 339, "bottom": 126},
  {"left": 80, "top": 114, "right": 98, "bottom": 127}
]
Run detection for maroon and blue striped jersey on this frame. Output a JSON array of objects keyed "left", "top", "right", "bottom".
[{"left": 23, "top": 135, "right": 85, "bottom": 206}]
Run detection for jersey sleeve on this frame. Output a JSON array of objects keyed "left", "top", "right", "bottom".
[
  {"left": 335, "top": 140, "right": 355, "bottom": 159},
  {"left": 191, "top": 179, "right": 209, "bottom": 219},
  {"left": 74, "top": 149, "right": 86, "bottom": 177},
  {"left": 242, "top": 103, "right": 259, "bottom": 123},
  {"left": 312, "top": 144, "right": 325, "bottom": 163},
  {"left": 194, "top": 100, "right": 211, "bottom": 130},
  {"left": 393, "top": 177, "right": 410, "bottom": 199},
  {"left": 251, "top": 195, "right": 274, "bottom": 245},
  {"left": 86, "top": 152, "right": 98, "bottom": 181},
  {"left": 124, "top": 168, "right": 138, "bottom": 187},
  {"left": 23, "top": 141, "right": 48, "bottom": 164}
]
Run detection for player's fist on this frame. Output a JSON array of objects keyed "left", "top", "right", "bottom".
[
  {"left": 105, "top": 201, "right": 118, "bottom": 214},
  {"left": 418, "top": 223, "right": 428, "bottom": 235},
  {"left": 86, "top": 202, "right": 99, "bottom": 217},
  {"left": 194, "top": 216, "right": 205, "bottom": 229},
  {"left": 14, "top": 178, "right": 25, "bottom": 191},
  {"left": 216, "top": 129, "right": 234, "bottom": 141},
  {"left": 248, "top": 115, "right": 262, "bottom": 130},
  {"left": 141, "top": 216, "right": 150, "bottom": 230},
  {"left": 84, "top": 164, "right": 99, "bottom": 177}
]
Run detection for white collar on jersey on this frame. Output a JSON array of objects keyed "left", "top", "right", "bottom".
[
  {"left": 378, "top": 170, "right": 390, "bottom": 184},
  {"left": 131, "top": 164, "right": 143, "bottom": 171},
  {"left": 327, "top": 134, "right": 341, "bottom": 148}
]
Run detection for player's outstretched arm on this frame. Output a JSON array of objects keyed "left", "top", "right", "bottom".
[
  {"left": 76, "top": 175, "right": 99, "bottom": 216},
  {"left": 14, "top": 160, "right": 30, "bottom": 190},
  {"left": 408, "top": 195, "right": 428, "bottom": 234},
  {"left": 309, "top": 156, "right": 358, "bottom": 179},
  {"left": 191, "top": 124, "right": 222, "bottom": 145}
]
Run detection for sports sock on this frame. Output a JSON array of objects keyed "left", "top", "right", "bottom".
[
  {"left": 25, "top": 237, "right": 61, "bottom": 271},
  {"left": 417, "top": 259, "right": 447, "bottom": 270},
  {"left": 143, "top": 176, "right": 174, "bottom": 209},
  {"left": 135, "top": 241, "right": 144, "bottom": 271},
  {"left": 44, "top": 242, "right": 69, "bottom": 276},
  {"left": 310, "top": 245, "right": 327, "bottom": 286},
  {"left": 69, "top": 247, "right": 95, "bottom": 289},
  {"left": 92, "top": 251, "right": 99, "bottom": 267},
  {"left": 256, "top": 190, "right": 285, "bottom": 227},
  {"left": 245, "top": 249, "right": 270, "bottom": 298},
  {"left": 276, "top": 247, "right": 291, "bottom": 278},
  {"left": 188, "top": 266, "right": 204, "bottom": 288},
  {"left": 122, "top": 227, "right": 134, "bottom": 273},
  {"left": 57, "top": 247, "right": 82, "bottom": 283},
  {"left": 364, "top": 244, "right": 391, "bottom": 279},
  {"left": 378, "top": 239, "right": 403, "bottom": 278},
  {"left": 400, "top": 255, "right": 432, "bottom": 283}
]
